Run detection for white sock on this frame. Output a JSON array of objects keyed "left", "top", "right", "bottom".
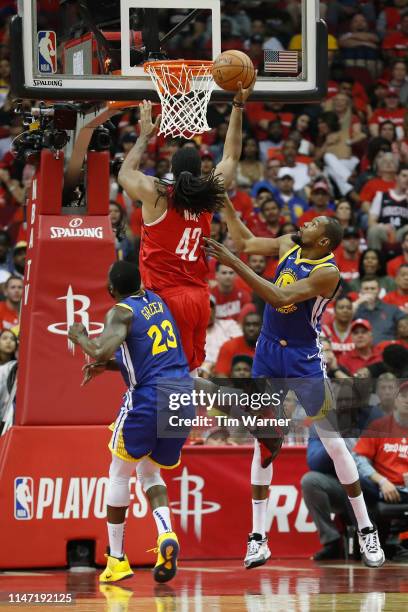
[
  {"left": 252, "top": 499, "right": 268, "bottom": 538},
  {"left": 107, "top": 522, "right": 125, "bottom": 558},
  {"left": 153, "top": 506, "right": 172, "bottom": 535},
  {"left": 348, "top": 493, "right": 373, "bottom": 532}
]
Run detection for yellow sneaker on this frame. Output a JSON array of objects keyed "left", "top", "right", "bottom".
[
  {"left": 151, "top": 532, "right": 179, "bottom": 583},
  {"left": 99, "top": 553, "right": 134, "bottom": 583}
]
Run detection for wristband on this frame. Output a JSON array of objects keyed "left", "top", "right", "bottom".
[{"left": 232, "top": 100, "right": 245, "bottom": 109}]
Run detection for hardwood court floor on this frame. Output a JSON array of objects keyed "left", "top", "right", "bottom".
[{"left": 0, "top": 559, "right": 407, "bottom": 611}]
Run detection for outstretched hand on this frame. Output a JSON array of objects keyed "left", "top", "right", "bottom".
[
  {"left": 203, "top": 237, "right": 238, "bottom": 268},
  {"left": 81, "top": 362, "right": 107, "bottom": 386},
  {"left": 139, "top": 100, "right": 161, "bottom": 138},
  {"left": 233, "top": 70, "right": 258, "bottom": 104}
]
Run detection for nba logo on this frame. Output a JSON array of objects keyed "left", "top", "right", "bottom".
[
  {"left": 14, "top": 477, "right": 34, "bottom": 520},
  {"left": 38, "top": 31, "right": 57, "bottom": 74}
]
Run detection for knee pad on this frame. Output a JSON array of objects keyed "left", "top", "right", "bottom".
[
  {"left": 136, "top": 458, "right": 165, "bottom": 493},
  {"left": 106, "top": 455, "right": 135, "bottom": 508},
  {"left": 251, "top": 440, "right": 273, "bottom": 486}
]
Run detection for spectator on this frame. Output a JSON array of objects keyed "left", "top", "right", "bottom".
[
  {"left": 388, "top": 59, "right": 408, "bottom": 107},
  {"left": 279, "top": 138, "right": 309, "bottom": 191},
  {"left": 251, "top": 158, "right": 281, "bottom": 199},
  {"left": 349, "top": 250, "right": 395, "bottom": 295},
  {"left": 338, "top": 13, "right": 380, "bottom": 76},
  {"left": 211, "top": 264, "right": 251, "bottom": 321},
  {"left": 338, "top": 319, "right": 382, "bottom": 374},
  {"left": 335, "top": 227, "right": 361, "bottom": 283},
  {"left": 315, "top": 111, "right": 359, "bottom": 198},
  {"left": 290, "top": 113, "right": 314, "bottom": 156},
  {"left": 201, "top": 296, "right": 241, "bottom": 377},
  {"left": 377, "top": 315, "right": 408, "bottom": 352},
  {"left": 359, "top": 153, "right": 398, "bottom": 213},
  {"left": 230, "top": 354, "right": 253, "bottom": 378},
  {"left": 0, "top": 276, "right": 22, "bottom": 332},
  {"left": 236, "top": 138, "right": 264, "bottom": 188},
  {"left": 222, "top": 1, "right": 251, "bottom": 38},
  {"left": 387, "top": 230, "right": 408, "bottom": 276},
  {"left": 377, "top": 1, "right": 407, "bottom": 40},
  {"left": 383, "top": 264, "right": 408, "bottom": 312},
  {"left": 353, "top": 380, "right": 408, "bottom": 512},
  {"left": 297, "top": 182, "right": 335, "bottom": 225},
  {"left": 109, "top": 202, "right": 134, "bottom": 261},
  {"left": 353, "top": 278, "right": 405, "bottom": 343},
  {"left": 247, "top": 198, "right": 283, "bottom": 239},
  {"left": 201, "top": 151, "right": 215, "bottom": 178},
  {"left": 369, "top": 88, "right": 406, "bottom": 140},
  {"left": 227, "top": 180, "right": 253, "bottom": 224},
  {"left": 9, "top": 241, "right": 26, "bottom": 279},
  {"left": 0, "top": 328, "right": 17, "bottom": 365},
  {"left": 382, "top": 11, "right": 408, "bottom": 61},
  {"left": 367, "top": 165, "right": 408, "bottom": 250},
  {"left": 259, "top": 120, "right": 283, "bottom": 161},
  {"left": 274, "top": 169, "right": 308, "bottom": 224},
  {"left": 214, "top": 312, "right": 261, "bottom": 377},
  {"left": 335, "top": 199, "right": 357, "bottom": 230},
  {"left": 372, "top": 373, "right": 398, "bottom": 415},
  {"left": 322, "top": 296, "right": 354, "bottom": 358},
  {"left": 301, "top": 378, "right": 382, "bottom": 561}
]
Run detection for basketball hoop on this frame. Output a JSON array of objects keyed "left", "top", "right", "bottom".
[{"left": 144, "top": 60, "right": 215, "bottom": 139}]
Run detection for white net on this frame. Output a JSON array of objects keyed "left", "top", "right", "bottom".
[{"left": 145, "top": 61, "right": 215, "bottom": 139}]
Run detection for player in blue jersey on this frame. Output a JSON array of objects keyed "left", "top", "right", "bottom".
[
  {"left": 68, "top": 261, "right": 194, "bottom": 584},
  {"left": 204, "top": 195, "right": 385, "bottom": 570}
]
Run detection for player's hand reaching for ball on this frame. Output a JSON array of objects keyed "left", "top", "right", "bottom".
[
  {"left": 233, "top": 70, "right": 257, "bottom": 105},
  {"left": 203, "top": 237, "right": 237, "bottom": 267},
  {"left": 81, "top": 362, "right": 107, "bottom": 386},
  {"left": 139, "top": 100, "right": 161, "bottom": 139},
  {"left": 68, "top": 322, "right": 88, "bottom": 344}
]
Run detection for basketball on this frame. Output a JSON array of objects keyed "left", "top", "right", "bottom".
[{"left": 212, "top": 50, "right": 255, "bottom": 92}]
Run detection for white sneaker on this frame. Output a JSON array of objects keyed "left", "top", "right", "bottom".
[
  {"left": 358, "top": 526, "right": 385, "bottom": 568},
  {"left": 244, "top": 533, "right": 271, "bottom": 569}
]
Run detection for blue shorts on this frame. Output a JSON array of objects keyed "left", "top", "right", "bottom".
[
  {"left": 109, "top": 380, "right": 194, "bottom": 469},
  {"left": 252, "top": 333, "right": 332, "bottom": 419}
]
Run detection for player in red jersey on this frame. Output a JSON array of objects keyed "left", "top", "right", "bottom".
[{"left": 118, "top": 81, "right": 255, "bottom": 371}]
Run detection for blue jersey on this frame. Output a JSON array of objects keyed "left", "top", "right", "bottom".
[
  {"left": 114, "top": 290, "right": 189, "bottom": 389},
  {"left": 262, "top": 245, "right": 339, "bottom": 347}
]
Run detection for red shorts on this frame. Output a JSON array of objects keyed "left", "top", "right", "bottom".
[{"left": 159, "top": 286, "right": 210, "bottom": 371}]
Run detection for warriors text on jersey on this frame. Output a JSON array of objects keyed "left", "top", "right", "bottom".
[
  {"left": 262, "top": 244, "right": 340, "bottom": 346},
  {"left": 140, "top": 188, "right": 212, "bottom": 292},
  {"left": 114, "top": 289, "right": 189, "bottom": 388}
]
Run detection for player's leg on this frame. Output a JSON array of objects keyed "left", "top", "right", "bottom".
[
  {"left": 136, "top": 457, "right": 179, "bottom": 583},
  {"left": 100, "top": 454, "right": 135, "bottom": 583},
  {"left": 245, "top": 336, "right": 282, "bottom": 569}
]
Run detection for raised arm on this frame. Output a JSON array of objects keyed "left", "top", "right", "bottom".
[
  {"left": 215, "top": 75, "right": 257, "bottom": 189},
  {"left": 118, "top": 101, "right": 161, "bottom": 203},
  {"left": 68, "top": 305, "right": 132, "bottom": 362},
  {"left": 223, "top": 194, "right": 292, "bottom": 257},
  {"left": 204, "top": 238, "right": 340, "bottom": 305}
]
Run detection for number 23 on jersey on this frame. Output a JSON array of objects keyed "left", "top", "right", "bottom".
[{"left": 147, "top": 320, "right": 178, "bottom": 355}]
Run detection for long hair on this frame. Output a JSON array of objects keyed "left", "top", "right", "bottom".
[{"left": 158, "top": 147, "right": 225, "bottom": 216}]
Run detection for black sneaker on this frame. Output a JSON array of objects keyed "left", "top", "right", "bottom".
[{"left": 313, "top": 539, "right": 342, "bottom": 561}]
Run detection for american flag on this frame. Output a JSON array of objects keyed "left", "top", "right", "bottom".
[{"left": 264, "top": 50, "right": 299, "bottom": 74}]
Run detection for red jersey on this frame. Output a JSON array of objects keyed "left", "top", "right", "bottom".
[
  {"left": 321, "top": 322, "right": 354, "bottom": 357},
  {"left": 383, "top": 290, "right": 408, "bottom": 312},
  {"left": 354, "top": 415, "right": 408, "bottom": 486},
  {"left": 140, "top": 193, "right": 211, "bottom": 291},
  {"left": 387, "top": 254, "right": 408, "bottom": 277},
  {"left": 338, "top": 346, "right": 382, "bottom": 375},
  {"left": 215, "top": 336, "right": 255, "bottom": 376},
  {"left": 369, "top": 108, "right": 406, "bottom": 130},
  {"left": 360, "top": 178, "right": 396, "bottom": 204},
  {"left": 210, "top": 286, "right": 251, "bottom": 321},
  {"left": 335, "top": 246, "right": 360, "bottom": 282},
  {"left": 0, "top": 302, "right": 19, "bottom": 331}
]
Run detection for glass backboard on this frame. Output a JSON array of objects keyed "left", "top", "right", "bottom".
[{"left": 11, "top": 0, "right": 327, "bottom": 103}]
